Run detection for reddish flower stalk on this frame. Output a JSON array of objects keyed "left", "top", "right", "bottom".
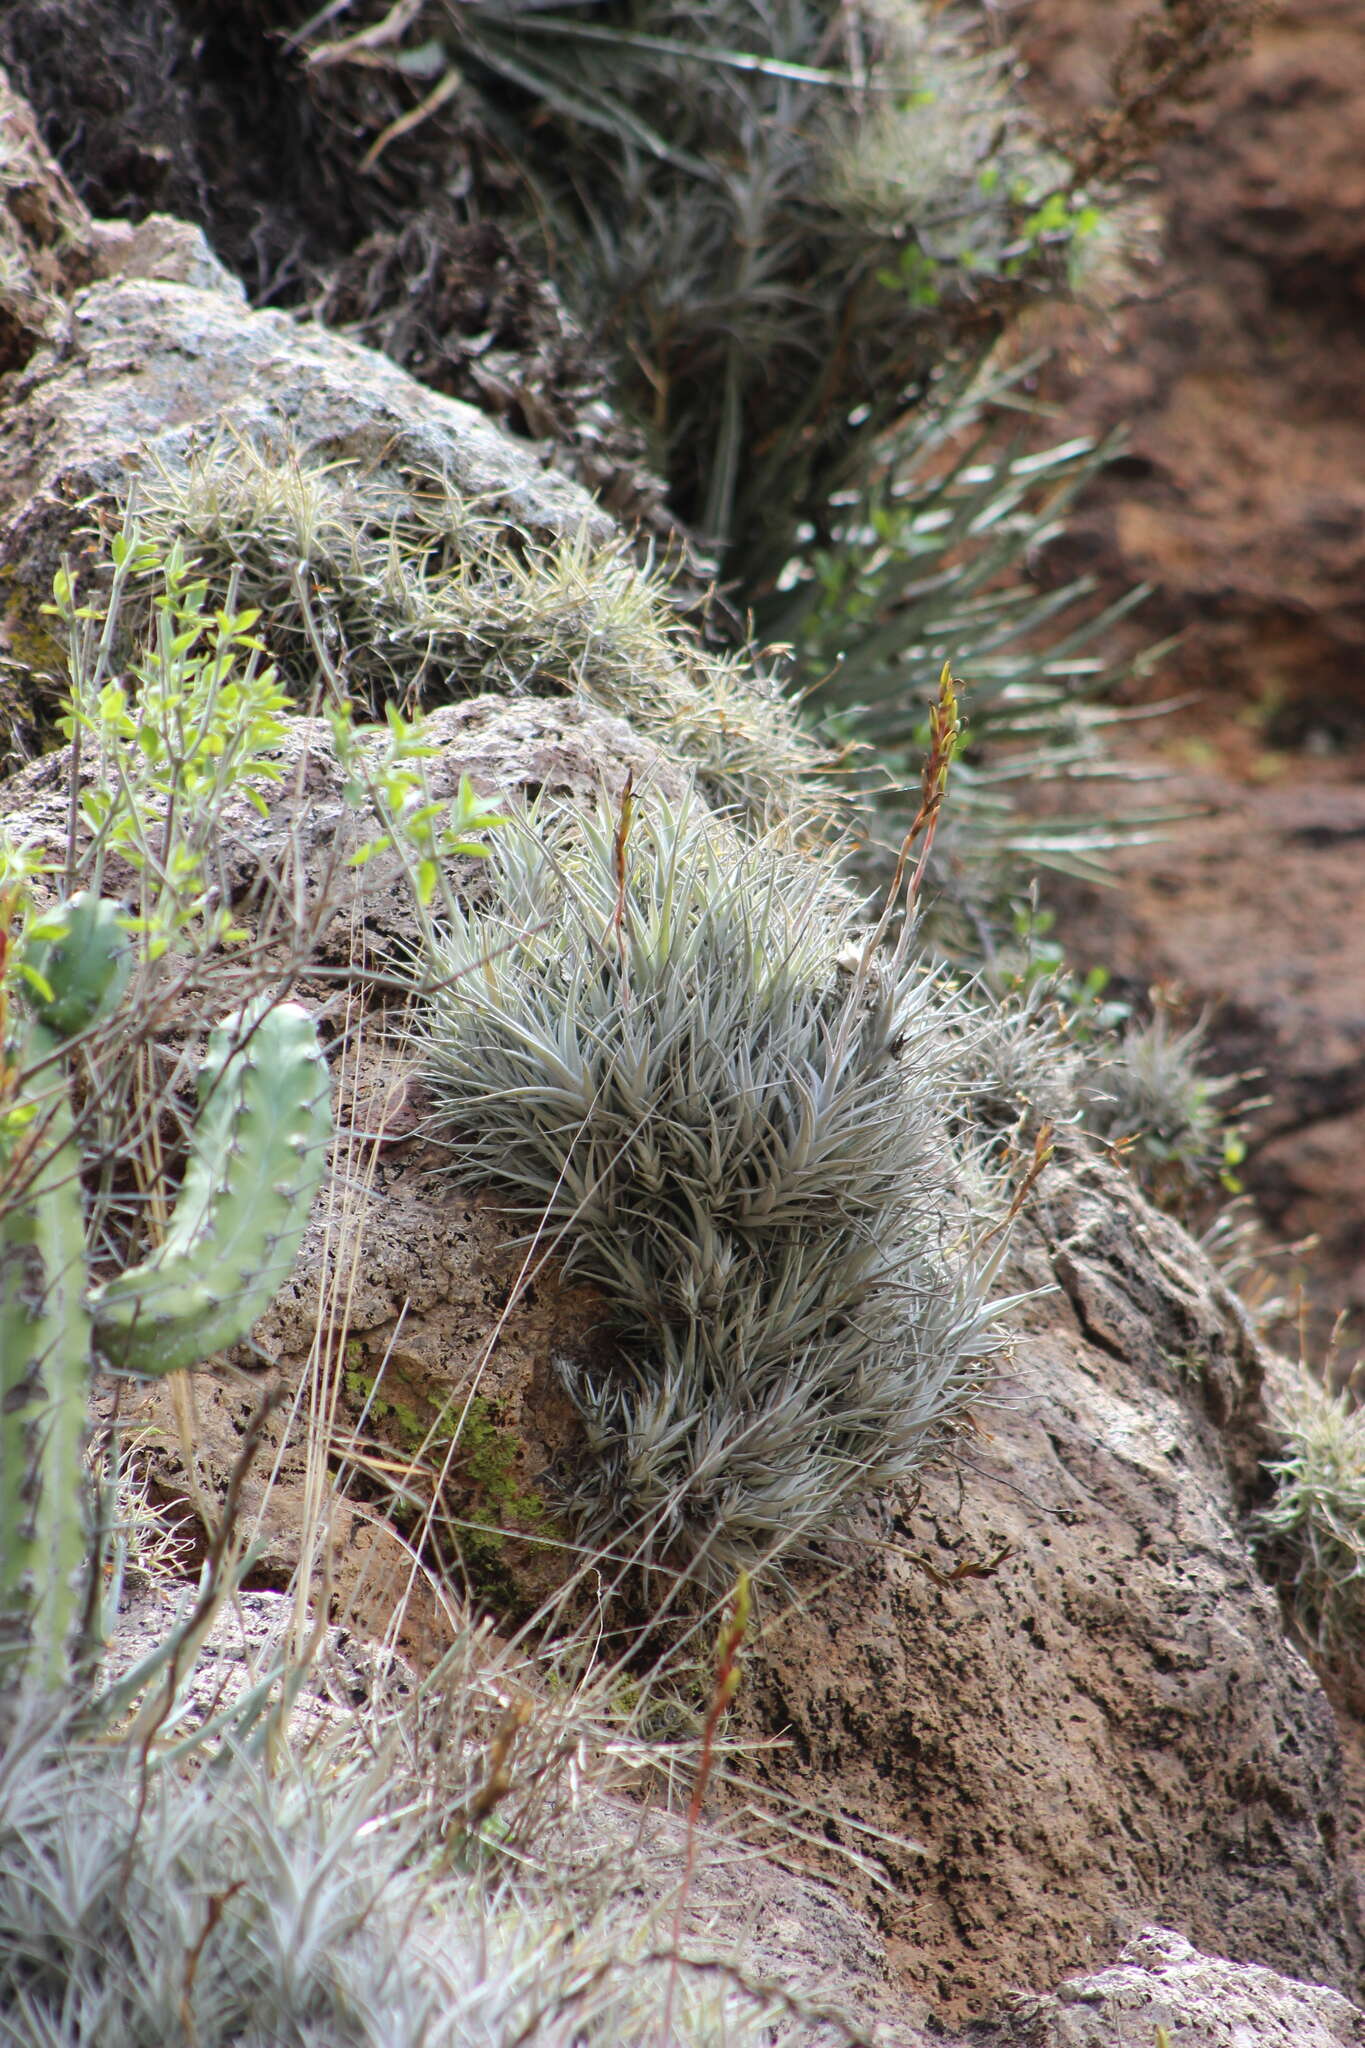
[{"left": 905, "top": 658, "right": 962, "bottom": 912}]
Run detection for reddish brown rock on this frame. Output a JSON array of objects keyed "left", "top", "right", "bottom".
[
  {"left": 1014, "top": 0, "right": 1365, "bottom": 1358},
  {"left": 1016, "top": 0, "right": 1365, "bottom": 731},
  {"left": 1039, "top": 747, "right": 1365, "bottom": 1356}
]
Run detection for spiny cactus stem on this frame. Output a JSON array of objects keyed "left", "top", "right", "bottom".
[
  {"left": 89, "top": 998, "right": 333, "bottom": 1377},
  {"left": 0, "top": 1021, "right": 95, "bottom": 1693}
]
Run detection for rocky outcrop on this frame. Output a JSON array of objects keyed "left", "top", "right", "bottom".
[
  {"left": 0, "top": 151, "right": 612, "bottom": 756},
  {"left": 3, "top": 57, "right": 1365, "bottom": 2047},
  {"left": 998, "top": 1927, "right": 1365, "bottom": 2047},
  {"left": 0, "top": 263, "right": 608, "bottom": 609},
  {"left": 738, "top": 1154, "right": 1356, "bottom": 2023},
  {"left": 8, "top": 685, "right": 1359, "bottom": 2025}
]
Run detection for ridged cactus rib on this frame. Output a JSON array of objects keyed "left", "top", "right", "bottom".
[
  {"left": 3, "top": 896, "right": 333, "bottom": 1695},
  {"left": 90, "top": 999, "right": 333, "bottom": 1375},
  {"left": 0, "top": 1028, "right": 95, "bottom": 1689},
  {"left": 0, "top": 899, "right": 131, "bottom": 1691}
]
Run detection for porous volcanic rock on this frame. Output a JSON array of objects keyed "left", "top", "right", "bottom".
[
  {"left": 0, "top": 128, "right": 613, "bottom": 756},
  {"left": 736, "top": 1152, "right": 1360, "bottom": 2023},
  {"left": 108, "top": 1580, "right": 938, "bottom": 2048},
  {"left": 0, "top": 63, "right": 98, "bottom": 373},
  {"left": 997, "top": 1926, "right": 1365, "bottom": 2048},
  {"left": 0, "top": 695, "right": 688, "bottom": 968}
]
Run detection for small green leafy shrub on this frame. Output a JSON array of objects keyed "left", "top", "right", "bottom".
[
  {"left": 51, "top": 530, "right": 293, "bottom": 959},
  {"left": 0, "top": 519, "right": 513, "bottom": 1699},
  {"left": 422, "top": 791, "right": 1010, "bottom": 1584}
]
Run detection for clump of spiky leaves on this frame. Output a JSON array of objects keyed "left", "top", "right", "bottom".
[
  {"left": 306, "top": 0, "right": 1082, "bottom": 583},
  {"left": 1255, "top": 1364, "right": 1365, "bottom": 1678},
  {"left": 766, "top": 363, "right": 1179, "bottom": 906},
  {"left": 946, "top": 979, "right": 1081, "bottom": 1145},
  {"left": 131, "top": 439, "right": 825, "bottom": 827},
  {"left": 0, "top": 1690, "right": 814, "bottom": 2048},
  {"left": 422, "top": 788, "right": 1009, "bottom": 1585},
  {"left": 1076, "top": 1009, "right": 1245, "bottom": 1215}
]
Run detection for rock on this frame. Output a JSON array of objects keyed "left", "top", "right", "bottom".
[
  {"left": 107, "top": 1583, "right": 936, "bottom": 2047},
  {"left": 997, "top": 1926, "right": 1365, "bottom": 2046},
  {"left": 1012, "top": 0, "right": 1365, "bottom": 1360},
  {"left": 1016, "top": 0, "right": 1365, "bottom": 726},
  {"left": 734, "top": 1151, "right": 1360, "bottom": 2024},
  {"left": 1040, "top": 756, "right": 1365, "bottom": 1361},
  {"left": 106, "top": 1584, "right": 409, "bottom": 1745},
  {"left": 0, "top": 10, "right": 684, "bottom": 558},
  {"left": 0, "top": 253, "right": 614, "bottom": 727},
  {"left": 0, "top": 63, "right": 97, "bottom": 373},
  {"left": 109, "top": 1164, "right": 611, "bottom": 1651},
  {"left": 0, "top": 68, "right": 236, "bottom": 374},
  {"left": 88, "top": 212, "right": 245, "bottom": 300}
]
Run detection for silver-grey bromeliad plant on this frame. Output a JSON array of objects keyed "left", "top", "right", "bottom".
[{"left": 422, "top": 790, "right": 1014, "bottom": 1586}]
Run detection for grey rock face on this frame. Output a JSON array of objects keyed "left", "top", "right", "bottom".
[
  {"left": 998, "top": 1926, "right": 1365, "bottom": 2046},
  {"left": 0, "top": 268, "right": 613, "bottom": 614}
]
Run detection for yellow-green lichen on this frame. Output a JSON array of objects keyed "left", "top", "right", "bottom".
[{"left": 343, "top": 1365, "right": 559, "bottom": 1592}]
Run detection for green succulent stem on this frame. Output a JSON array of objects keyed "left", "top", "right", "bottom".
[
  {"left": 90, "top": 999, "right": 333, "bottom": 1375},
  {"left": 0, "top": 1018, "right": 95, "bottom": 1693},
  {"left": 1, "top": 897, "right": 333, "bottom": 1695}
]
